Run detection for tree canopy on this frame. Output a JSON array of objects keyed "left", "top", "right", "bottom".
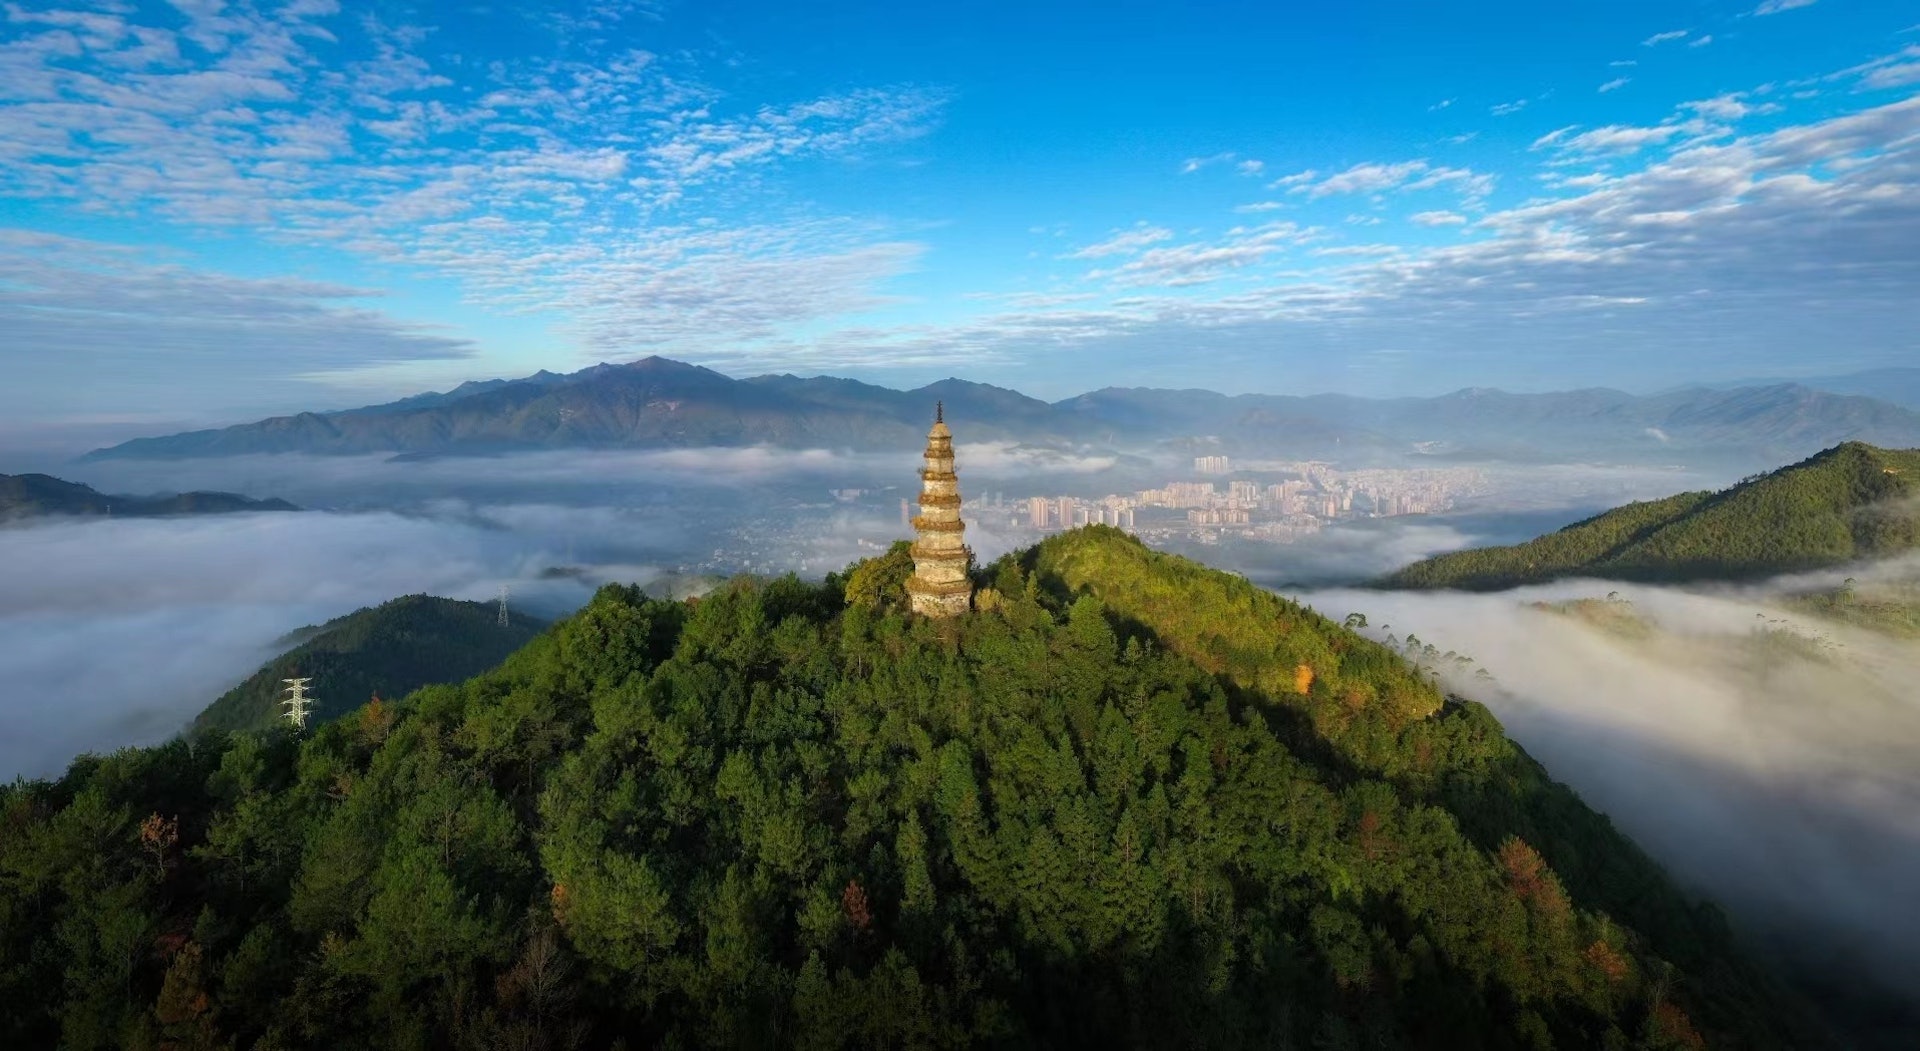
[{"left": 0, "top": 529, "right": 1824, "bottom": 1049}]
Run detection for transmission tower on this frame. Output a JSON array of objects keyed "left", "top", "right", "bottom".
[
  {"left": 281, "top": 677, "right": 316, "bottom": 731},
  {"left": 498, "top": 584, "right": 510, "bottom": 628}
]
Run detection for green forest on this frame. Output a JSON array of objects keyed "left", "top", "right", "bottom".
[
  {"left": 0, "top": 528, "right": 1825, "bottom": 1048},
  {"left": 193, "top": 595, "right": 548, "bottom": 736},
  {"left": 1382, "top": 442, "right": 1920, "bottom": 591}
]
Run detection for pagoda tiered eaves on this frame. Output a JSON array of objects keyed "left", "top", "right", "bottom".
[{"left": 905, "top": 402, "right": 973, "bottom": 618}]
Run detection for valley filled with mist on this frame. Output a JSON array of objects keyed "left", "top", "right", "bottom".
[
  {"left": 7, "top": 418, "right": 1920, "bottom": 1037},
  {"left": 7, "top": 1, "right": 1920, "bottom": 1039}
]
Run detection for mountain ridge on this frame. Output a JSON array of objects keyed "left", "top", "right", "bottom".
[
  {"left": 1380, "top": 442, "right": 1920, "bottom": 590},
  {"left": 80, "top": 357, "right": 1920, "bottom": 465},
  {"left": 0, "top": 472, "right": 299, "bottom": 520}
]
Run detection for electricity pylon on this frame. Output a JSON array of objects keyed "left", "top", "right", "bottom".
[
  {"left": 281, "top": 678, "right": 315, "bottom": 730},
  {"left": 498, "top": 584, "right": 511, "bottom": 628}
]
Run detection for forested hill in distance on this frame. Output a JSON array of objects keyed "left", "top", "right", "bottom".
[
  {"left": 0, "top": 528, "right": 1838, "bottom": 1047},
  {"left": 0, "top": 472, "right": 298, "bottom": 521},
  {"left": 1381, "top": 442, "right": 1920, "bottom": 591},
  {"left": 191, "top": 594, "right": 547, "bottom": 736},
  {"left": 80, "top": 355, "right": 1920, "bottom": 465}
]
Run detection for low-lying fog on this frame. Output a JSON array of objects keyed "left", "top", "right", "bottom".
[
  {"left": 17, "top": 444, "right": 1914, "bottom": 1011},
  {"left": 1299, "top": 562, "right": 1920, "bottom": 996},
  {"left": 6, "top": 447, "right": 1719, "bottom": 781}
]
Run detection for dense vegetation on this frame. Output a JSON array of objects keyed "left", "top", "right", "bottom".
[
  {"left": 0, "top": 529, "right": 1823, "bottom": 1048},
  {"left": 0, "top": 473, "right": 297, "bottom": 521},
  {"left": 193, "top": 595, "right": 547, "bottom": 736},
  {"left": 1383, "top": 443, "right": 1920, "bottom": 590}
]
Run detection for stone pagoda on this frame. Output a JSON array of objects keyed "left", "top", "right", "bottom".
[{"left": 905, "top": 402, "right": 973, "bottom": 617}]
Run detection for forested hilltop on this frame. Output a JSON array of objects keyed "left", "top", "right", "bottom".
[
  {"left": 1382, "top": 442, "right": 1920, "bottom": 591},
  {"left": 192, "top": 595, "right": 547, "bottom": 736},
  {"left": 0, "top": 529, "right": 1824, "bottom": 1048}
]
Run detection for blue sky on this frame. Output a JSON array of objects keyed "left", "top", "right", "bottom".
[{"left": 2, "top": 0, "right": 1918, "bottom": 423}]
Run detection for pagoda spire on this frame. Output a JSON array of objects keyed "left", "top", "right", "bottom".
[{"left": 905, "top": 405, "right": 972, "bottom": 617}]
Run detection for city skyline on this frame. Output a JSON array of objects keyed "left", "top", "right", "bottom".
[{"left": 4, "top": 1, "right": 1918, "bottom": 426}]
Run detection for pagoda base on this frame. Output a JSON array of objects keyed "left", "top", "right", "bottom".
[
  {"left": 905, "top": 574, "right": 972, "bottom": 618},
  {"left": 908, "top": 589, "right": 972, "bottom": 618}
]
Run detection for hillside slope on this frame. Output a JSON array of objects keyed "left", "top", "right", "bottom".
[
  {"left": 1383, "top": 442, "right": 1920, "bottom": 590},
  {"left": 0, "top": 529, "right": 1823, "bottom": 1048},
  {"left": 191, "top": 594, "right": 547, "bottom": 735},
  {"left": 0, "top": 472, "right": 297, "bottom": 520}
]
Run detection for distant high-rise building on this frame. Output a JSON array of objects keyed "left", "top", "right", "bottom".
[
  {"left": 906, "top": 403, "right": 972, "bottom": 618},
  {"left": 1029, "top": 496, "right": 1051, "bottom": 528},
  {"left": 1195, "top": 455, "right": 1230, "bottom": 474}
]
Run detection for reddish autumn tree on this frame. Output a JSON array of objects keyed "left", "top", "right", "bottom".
[
  {"left": 841, "top": 879, "right": 872, "bottom": 934},
  {"left": 139, "top": 812, "right": 179, "bottom": 878}
]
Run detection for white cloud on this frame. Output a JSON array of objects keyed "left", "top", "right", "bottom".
[
  {"left": 1685, "top": 92, "right": 1781, "bottom": 121},
  {"left": 1643, "top": 29, "right": 1690, "bottom": 46},
  {"left": 1599, "top": 77, "right": 1631, "bottom": 93},
  {"left": 1084, "top": 222, "right": 1310, "bottom": 288},
  {"left": 1410, "top": 210, "right": 1468, "bottom": 226},
  {"left": 1290, "top": 160, "right": 1495, "bottom": 200},
  {"left": 1548, "top": 123, "right": 1691, "bottom": 154},
  {"left": 0, "top": 231, "right": 472, "bottom": 419},
  {"left": 1267, "top": 169, "right": 1319, "bottom": 189},
  {"left": 0, "top": 1, "right": 949, "bottom": 388},
  {"left": 1490, "top": 98, "right": 1529, "bottom": 115},
  {"left": 1429, "top": 98, "right": 1454, "bottom": 111},
  {"left": 1863, "top": 62, "right": 1920, "bottom": 90},
  {"left": 1236, "top": 158, "right": 1265, "bottom": 176},
  {"left": 799, "top": 92, "right": 1920, "bottom": 393},
  {"left": 1689, "top": 34, "right": 1714, "bottom": 48},
  {"left": 1180, "top": 152, "right": 1237, "bottom": 174},
  {"left": 1068, "top": 224, "right": 1176, "bottom": 259},
  {"left": 1533, "top": 125, "right": 1580, "bottom": 148},
  {"left": 1754, "top": 0, "right": 1817, "bottom": 14}
]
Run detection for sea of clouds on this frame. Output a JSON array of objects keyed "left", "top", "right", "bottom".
[
  {"left": 5, "top": 446, "right": 1915, "bottom": 1011},
  {"left": 1299, "top": 561, "right": 1920, "bottom": 994}
]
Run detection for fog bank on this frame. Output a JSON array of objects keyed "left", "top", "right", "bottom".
[{"left": 1301, "top": 566, "right": 1920, "bottom": 992}]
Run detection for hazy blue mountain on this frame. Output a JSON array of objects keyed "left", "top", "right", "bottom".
[
  {"left": 1061, "top": 382, "right": 1920, "bottom": 462},
  {"left": 0, "top": 472, "right": 298, "bottom": 520},
  {"left": 1704, "top": 367, "right": 1920, "bottom": 412},
  {"left": 81, "top": 356, "right": 1920, "bottom": 464}
]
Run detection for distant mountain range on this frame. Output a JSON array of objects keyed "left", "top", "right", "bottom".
[
  {"left": 191, "top": 594, "right": 546, "bottom": 736},
  {"left": 1381, "top": 442, "right": 1920, "bottom": 590},
  {"left": 81, "top": 356, "right": 1920, "bottom": 464},
  {"left": 1708, "top": 367, "right": 1920, "bottom": 412},
  {"left": 0, "top": 472, "right": 298, "bottom": 520}
]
